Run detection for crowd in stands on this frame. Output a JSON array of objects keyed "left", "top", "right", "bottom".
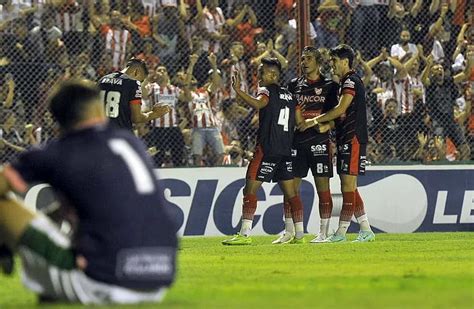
[{"left": 0, "top": 0, "right": 473, "bottom": 167}]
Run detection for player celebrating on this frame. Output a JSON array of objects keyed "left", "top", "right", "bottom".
[
  {"left": 273, "top": 46, "right": 339, "bottom": 244},
  {"left": 300, "top": 44, "right": 375, "bottom": 242},
  {"left": 98, "top": 58, "right": 171, "bottom": 131},
  {"left": 0, "top": 80, "right": 178, "bottom": 304},
  {"left": 222, "top": 58, "right": 304, "bottom": 245}
]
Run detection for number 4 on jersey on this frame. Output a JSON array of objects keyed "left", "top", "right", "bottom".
[{"left": 278, "top": 106, "right": 290, "bottom": 131}]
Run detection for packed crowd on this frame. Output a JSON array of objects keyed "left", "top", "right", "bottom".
[{"left": 0, "top": 0, "right": 473, "bottom": 166}]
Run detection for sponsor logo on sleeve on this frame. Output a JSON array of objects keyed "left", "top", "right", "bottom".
[
  {"left": 343, "top": 79, "right": 355, "bottom": 89},
  {"left": 257, "top": 87, "right": 270, "bottom": 97}
]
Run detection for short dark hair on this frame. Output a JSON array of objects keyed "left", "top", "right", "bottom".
[
  {"left": 126, "top": 58, "right": 149, "bottom": 76},
  {"left": 261, "top": 57, "right": 282, "bottom": 72},
  {"left": 48, "top": 79, "right": 100, "bottom": 131},
  {"left": 302, "top": 46, "right": 323, "bottom": 63},
  {"left": 330, "top": 44, "right": 355, "bottom": 68}
]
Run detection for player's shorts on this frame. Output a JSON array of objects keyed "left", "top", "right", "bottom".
[
  {"left": 292, "top": 140, "right": 333, "bottom": 178},
  {"left": 246, "top": 145, "right": 293, "bottom": 183},
  {"left": 18, "top": 216, "right": 167, "bottom": 305},
  {"left": 336, "top": 139, "right": 367, "bottom": 176}
]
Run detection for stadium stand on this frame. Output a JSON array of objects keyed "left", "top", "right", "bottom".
[{"left": 0, "top": 0, "right": 472, "bottom": 166}]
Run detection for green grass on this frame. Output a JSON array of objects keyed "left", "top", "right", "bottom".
[{"left": 1, "top": 233, "right": 473, "bottom": 308}]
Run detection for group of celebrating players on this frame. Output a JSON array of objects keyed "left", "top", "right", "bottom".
[
  {"left": 223, "top": 44, "right": 375, "bottom": 245},
  {"left": 0, "top": 42, "right": 375, "bottom": 305},
  {"left": 95, "top": 41, "right": 376, "bottom": 244}
]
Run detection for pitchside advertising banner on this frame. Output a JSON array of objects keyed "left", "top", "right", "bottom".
[{"left": 22, "top": 166, "right": 474, "bottom": 235}]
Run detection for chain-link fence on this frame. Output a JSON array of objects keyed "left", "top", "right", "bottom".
[{"left": 0, "top": 0, "right": 472, "bottom": 167}]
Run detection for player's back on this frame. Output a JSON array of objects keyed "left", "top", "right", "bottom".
[
  {"left": 257, "top": 84, "right": 296, "bottom": 156},
  {"left": 16, "top": 125, "right": 177, "bottom": 289},
  {"left": 336, "top": 71, "right": 368, "bottom": 145},
  {"left": 98, "top": 72, "right": 142, "bottom": 131}
]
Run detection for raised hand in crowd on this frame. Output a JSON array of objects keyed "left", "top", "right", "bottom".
[
  {"left": 417, "top": 132, "right": 428, "bottom": 147},
  {"left": 367, "top": 47, "right": 389, "bottom": 68},
  {"left": 267, "top": 39, "right": 274, "bottom": 53},
  {"left": 434, "top": 136, "right": 445, "bottom": 151},
  {"left": 208, "top": 52, "right": 217, "bottom": 68},
  {"left": 231, "top": 70, "right": 241, "bottom": 91},
  {"left": 264, "top": 39, "right": 288, "bottom": 69},
  {"left": 190, "top": 54, "right": 200, "bottom": 67},
  {"left": 23, "top": 124, "right": 37, "bottom": 146}
]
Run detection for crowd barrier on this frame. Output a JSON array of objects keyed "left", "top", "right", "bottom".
[{"left": 23, "top": 165, "right": 474, "bottom": 235}]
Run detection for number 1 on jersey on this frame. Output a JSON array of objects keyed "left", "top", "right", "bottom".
[
  {"left": 278, "top": 106, "right": 290, "bottom": 131},
  {"left": 108, "top": 139, "right": 155, "bottom": 194}
]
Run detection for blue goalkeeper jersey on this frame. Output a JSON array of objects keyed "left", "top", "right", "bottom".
[{"left": 11, "top": 124, "right": 178, "bottom": 289}]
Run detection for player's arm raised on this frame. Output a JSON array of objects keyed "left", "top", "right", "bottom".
[{"left": 232, "top": 71, "right": 268, "bottom": 110}]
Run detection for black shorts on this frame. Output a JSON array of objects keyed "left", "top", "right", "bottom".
[
  {"left": 337, "top": 139, "right": 367, "bottom": 176},
  {"left": 292, "top": 140, "right": 333, "bottom": 178},
  {"left": 246, "top": 145, "right": 294, "bottom": 183}
]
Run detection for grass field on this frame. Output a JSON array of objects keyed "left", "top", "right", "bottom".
[{"left": 0, "top": 232, "right": 473, "bottom": 308}]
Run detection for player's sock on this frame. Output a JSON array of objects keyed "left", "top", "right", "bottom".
[
  {"left": 240, "top": 194, "right": 257, "bottom": 236},
  {"left": 336, "top": 191, "right": 355, "bottom": 236},
  {"left": 317, "top": 190, "right": 333, "bottom": 237},
  {"left": 320, "top": 218, "right": 330, "bottom": 237},
  {"left": 240, "top": 219, "right": 253, "bottom": 237},
  {"left": 283, "top": 200, "right": 294, "bottom": 234},
  {"left": 355, "top": 190, "right": 372, "bottom": 232},
  {"left": 335, "top": 220, "right": 351, "bottom": 236},
  {"left": 294, "top": 222, "right": 304, "bottom": 239},
  {"left": 289, "top": 195, "right": 304, "bottom": 239},
  {"left": 356, "top": 214, "right": 372, "bottom": 232},
  {"left": 285, "top": 218, "right": 295, "bottom": 235}
]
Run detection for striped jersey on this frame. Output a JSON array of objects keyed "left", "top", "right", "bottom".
[
  {"left": 393, "top": 74, "right": 425, "bottom": 115},
  {"left": 147, "top": 83, "right": 181, "bottom": 128},
  {"left": 105, "top": 27, "right": 131, "bottom": 70},
  {"left": 189, "top": 88, "right": 217, "bottom": 128},
  {"left": 201, "top": 7, "right": 225, "bottom": 54},
  {"left": 55, "top": 0, "right": 80, "bottom": 32}
]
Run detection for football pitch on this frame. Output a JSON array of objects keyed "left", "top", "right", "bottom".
[{"left": 0, "top": 233, "right": 473, "bottom": 308}]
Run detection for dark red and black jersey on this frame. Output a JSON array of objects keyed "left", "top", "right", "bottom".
[
  {"left": 287, "top": 75, "right": 339, "bottom": 145},
  {"left": 335, "top": 71, "right": 368, "bottom": 144},
  {"left": 256, "top": 84, "right": 296, "bottom": 157},
  {"left": 99, "top": 72, "right": 142, "bottom": 131}
]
